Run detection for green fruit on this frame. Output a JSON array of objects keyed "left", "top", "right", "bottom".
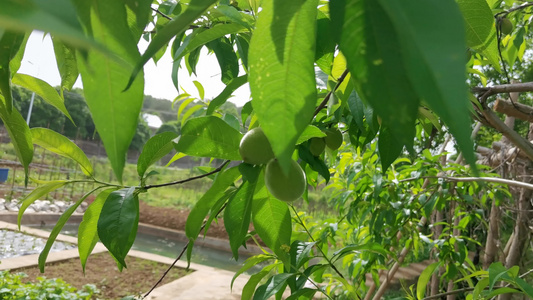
[
  {"left": 309, "top": 138, "right": 326, "bottom": 156},
  {"left": 500, "top": 18, "right": 513, "bottom": 35},
  {"left": 239, "top": 127, "right": 275, "bottom": 165},
  {"left": 324, "top": 128, "right": 343, "bottom": 150},
  {"left": 265, "top": 159, "right": 306, "bottom": 202}
]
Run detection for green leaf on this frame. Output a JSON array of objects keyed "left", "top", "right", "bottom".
[
  {"left": 231, "top": 254, "right": 275, "bottom": 290},
  {"left": 249, "top": 0, "right": 318, "bottom": 173},
  {"left": 207, "top": 37, "right": 239, "bottom": 84},
  {"left": 332, "top": 243, "right": 393, "bottom": 262},
  {"left": 17, "top": 180, "right": 67, "bottom": 228},
  {"left": 215, "top": 5, "right": 253, "bottom": 29},
  {"left": 457, "top": 0, "right": 501, "bottom": 72},
  {"left": 97, "top": 187, "right": 139, "bottom": 268},
  {"left": 12, "top": 74, "right": 73, "bottom": 123},
  {"left": 174, "top": 23, "right": 247, "bottom": 62},
  {"left": 193, "top": 80, "right": 205, "bottom": 100},
  {"left": 236, "top": 34, "right": 250, "bottom": 70},
  {"left": 137, "top": 131, "right": 179, "bottom": 178},
  {"left": 0, "top": 0, "right": 103, "bottom": 51},
  {"left": 39, "top": 187, "right": 98, "bottom": 273},
  {"left": 253, "top": 273, "right": 295, "bottom": 300},
  {"left": 75, "top": 0, "right": 144, "bottom": 182},
  {"left": 298, "top": 144, "right": 330, "bottom": 183},
  {"left": 296, "top": 125, "right": 326, "bottom": 145},
  {"left": 9, "top": 33, "right": 28, "bottom": 77},
  {"left": 484, "top": 287, "right": 520, "bottom": 298},
  {"left": 174, "top": 116, "right": 243, "bottom": 160},
  {"left": 331, "top": 0, "right": 418, "bottom": 152},
  {"left": 207, "top": 75, "right": 248, "bottom": 115},
  {"left": 78, "top": 189, "right": 114, "bottom": 272},
  {"left": 224, "top": 164, "right": 261, "bottom": 259},
  {"left": 242, "top": 264, "right": 278, "bottom": 300},
  {"left": 30, "top": 128, "right": 93, "bottom": 176},
  {"left": 252, "top": 194, "right": 292, "bottom": 265},
  {"left": 286, "top": 288, "right": 317, "bottom": 300},
  {"left": 185, "top": 166, "right": 241, "bottom": 241},
  {"left": 51, "top": 36, "right": 79, "bottom": 92},
  {"left": 289, "top": 241, "right": 316, "bottom": 270},
  {"left": 488, "top": 262, "right": 510, "bottom": 291},
  {"left": 0, "top": 31, "right": 25, "bottom": 112},
  {"left": 416, "top": 261, "right": 440, "bottom": 300},
  {"left": 127, "top": 0, "right": 217, "bottom": 89},
  {"left": 378, "top": 125, "right": 404, "bottom": 172},
  {"left": 513, "top": 277, "right": 533, "bottom": 298},
  {"left": 378, "top": 0, "right": 476, "bottom": 171},
  {"left": 315, "top": 10, "right": 335, "bottom": 74},
  {"left": 0, "top": 100, "right": 33, "bottom": 181}
]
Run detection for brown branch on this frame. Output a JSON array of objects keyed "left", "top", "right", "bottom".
[
  {"left": 422, "top": 286, "right": 507, "bottom": 300},
  {"left": 494, "top": 98, "right": 533, "bottom": 122},
  {"left": 314, "top": 69, "right": 350, "bottom": 116},
  {"left": 143, "top": 160, "right": 229, "bottom": 190},
  {"left": 399, "top": 176, "right": 533, "bottom": 190},
  {"left": 472, "top": 82, "right": 533, "bottom": 103},
  {"left": 152, "top": 7, "right": 172, "bottom": 20},
  {"left": 480, "top": 107, "right": 533, "bottom": 161}
]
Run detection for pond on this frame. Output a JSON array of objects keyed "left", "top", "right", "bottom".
[
  {"left": 33, "top": 224, "right": 259, "bottom": 273},
  {"left": 0, "top": 229, "right": 75, "bottom": 259}
]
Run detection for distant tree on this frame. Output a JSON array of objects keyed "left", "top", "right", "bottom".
[
  {"left": 155, "top": 120, "right": 181, "bottom": 135},
  {"left": 130, "top": 116, "right": 151, "bottom": 151}
]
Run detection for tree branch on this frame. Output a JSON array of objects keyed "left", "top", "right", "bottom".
[
  {"left": 314, "top": 69, "right": 350, "bottom": 116},
  {"left": 152, "top": 7, "right": 172, "bottom": 20},
  {"left": 422, "top": 286, "right": 507, "bottom": 300},
  {"left": 494, "top": 98, "right": 533, "bottom": 122},
  {"left": 480, "top": 107, "right": 533, "bottom": 161},
  {"left": 143, "top": 160, "right": 229, "bottom": 190},
  {"left": 399, "top": 176, "right": 533, "bottom": 190},
  {"left": 472, "top": 82, "right": 533, "bottom": 102}
]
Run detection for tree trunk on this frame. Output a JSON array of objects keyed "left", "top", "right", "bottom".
[{"left": 484, "top": 199, "right": 500, "bottom": 269}]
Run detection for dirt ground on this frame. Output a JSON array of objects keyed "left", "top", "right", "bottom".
[
  {"left": 16, "top": 252, "right": 191, "bottom": 299},
  {"left": 138, "top": 201, "right": 231, "bottom": 240}
]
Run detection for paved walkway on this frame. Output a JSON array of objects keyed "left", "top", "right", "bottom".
[{"left": 0, "top": 221, "right": 249, "bottom": 299}]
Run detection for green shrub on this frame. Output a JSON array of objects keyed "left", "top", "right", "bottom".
[{"left": 0, "top": 270, "right": 99, "bottom": 300}]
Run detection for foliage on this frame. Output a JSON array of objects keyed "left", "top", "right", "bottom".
[
  {"left": 0, "top": 270, "right": 98, "bottom": 300},
  {"left": 2, "top": 0, "right": 533, "bottom": 299}
]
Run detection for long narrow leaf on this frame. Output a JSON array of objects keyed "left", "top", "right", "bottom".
[
  {"left": 78, "top": 188, "right": 115, "bottom": 272},
  {"left": 38, "top": 187, "right": 100, "bottom": 272},
  {"left": 249, "top": 0, "right": 319, "bottom": 173},
  {"left": 31, "top": 128, "right": 93, "bottom": 176},
  {"left": 127, "top": 0, "right": 217, "bottom": 89},
  {"left": 13, "top": 74, "right": 73, "bottom": 123}
]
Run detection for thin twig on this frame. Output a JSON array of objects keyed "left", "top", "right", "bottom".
[
  {"left": 143, "top": 202, "right": 229, "bottom": 299},
  {"left": 152, "top": 7, "right": 172, "bottom": 20},
  {"left": 422, "top": 286, "right": 507, "bottom": 300},
  {"left": 399, "top": 175, "right": 533, "bottom": 190},
  {"left": 314, "top": 69, "right": 350, "bottom": 116},
  {"left": 289, "top": 205, "right": 361, "bottom": 300},
  {"left": 495, "top": 2, "right": 533, "bottom": 18},
  {"left": 143, "top": 160, "right": 229, "bottom": 190}
]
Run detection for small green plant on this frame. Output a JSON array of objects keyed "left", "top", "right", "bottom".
[{"left": 0, "top": 270, "right": 99, "bottom": 300}]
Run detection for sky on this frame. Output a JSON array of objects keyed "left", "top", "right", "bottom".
[{"left": 17, "top": 31, "right": 251, "bottom": 117}]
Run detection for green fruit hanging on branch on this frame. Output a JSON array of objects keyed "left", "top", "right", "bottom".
[
  {"left": 309, "top": 137, "right": 326, "bottom": 156},
  {"left": 324, "top": 128, "right": 343, "bottom": 150},
  {"left": 239, "top": 127, "right": 275, "bottom": 165},
  {"left": 500, "top": 17, "right": 513, "bottom": 35},
  {"left": 265, "top": 159, "right": 306, "bottom": 202}
]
